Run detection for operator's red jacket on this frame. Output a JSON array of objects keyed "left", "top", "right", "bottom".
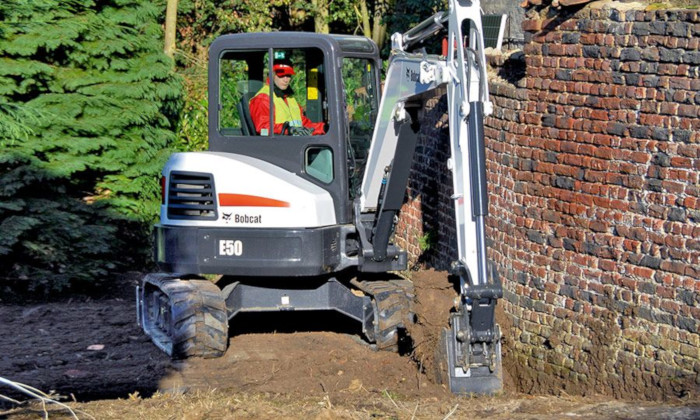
[{"left": 249, "top": 85, "right": 325, "bottom": 136}]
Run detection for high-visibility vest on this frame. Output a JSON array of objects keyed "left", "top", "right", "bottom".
[{"left": 253, "top": 85, "right": 303, "bottom": 127}]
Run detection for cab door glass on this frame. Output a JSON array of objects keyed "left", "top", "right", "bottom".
[{"left": 342, "top": 58, "right": 378, "bottom": 198}]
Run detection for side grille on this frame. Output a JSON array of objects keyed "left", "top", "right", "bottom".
[{"left": 167, "top": 171, "right": 217, "bottom": 220}]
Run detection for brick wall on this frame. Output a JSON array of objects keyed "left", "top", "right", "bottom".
[{"left": 398, "top": 5, "right": 699, "bottom": 399}]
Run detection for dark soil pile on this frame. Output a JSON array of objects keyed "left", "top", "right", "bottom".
[{"left": 405, "top": 269, "right": 458, "bottom": 383}]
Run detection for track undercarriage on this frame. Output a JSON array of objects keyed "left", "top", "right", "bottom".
[
  {"left": 137, "top": 274, "right": 229, "bottom": 358},
  {"left": 137, "top": 273, "right": 415, "bottom": 359},
  {"left": 137, "top": 270, "right": 503, "bottom": 395}
]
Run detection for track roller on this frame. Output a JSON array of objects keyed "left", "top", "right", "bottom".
[{"left": 138, "top": 273, "right": 229, "bottom": 359}]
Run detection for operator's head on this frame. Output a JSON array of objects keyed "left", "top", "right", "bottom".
[{"left": 272, "top": 60, "right": 295, "bottom": 91}]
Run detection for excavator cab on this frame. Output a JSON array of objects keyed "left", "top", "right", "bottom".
[
  {"left": 140, "top": 32, "right": 415, "bottom": 363},
  {"left": 208, "top": 33, "right": 382, "bottom": 225}
]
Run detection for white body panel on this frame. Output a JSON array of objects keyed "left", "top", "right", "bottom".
[
  {"left": 161, "top": 152, "right": 337, "bottom": 228},
  {"left": 360, "top": 57, "right": 450, "bottom": 211}
]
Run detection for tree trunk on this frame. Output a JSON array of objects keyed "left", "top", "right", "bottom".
[
  {"left": 312, "top": 0, "right": 330, "bottom": 34},
  {"left": 164, "top": 0, "right": 178, "bottom": 59},
  {"left": 371, "top": 11, "right": 386, "bottom": 47},
  {"left": 370, "top": 0, "right": 390, "bottom": 48},
  {"left": 359, "top": 0, "right": 371, "bottom": 38}
]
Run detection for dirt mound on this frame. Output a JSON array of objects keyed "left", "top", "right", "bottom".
[
  {"left": 159, "top": 331, "right": 447, "bottom": 399},
  {"left": 404, "top": 269, "right": 458, "bottom": 383}
]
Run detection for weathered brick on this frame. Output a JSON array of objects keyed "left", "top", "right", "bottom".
[
  {"left": 677, "top": 317, "right": 698, "bottom": 334},
  {"left": 620, "top": 48, "right": 641, "bottom": 61},
  {"left": 650, "top": 21, "right": 667, "bottom": 35},
  {"left": 678, "top": 104, "right": 699, "bottom": 118},
  {"left": 632, "top": 22, "right": 650, "bottom": 36},
  {"left": 629, "top": 125, "right": 650, "bottom": 138},
  {"left": 641, "top": 47, "right": 660, "bottom": 61},
  {"left": 640, "top": 256, "right": 662, "bottom": 269},
  {"left": 659, "top": 47, "right": 684, "bottom": 63},
  {"left": 668, "top": 207, "right": 687, "bottom": 222},
  {"left": 562, "top": 32, "right": 581, "bottom": 44},
  {"left": 651, "top": 127, "right": 670, "bottom": 141}
]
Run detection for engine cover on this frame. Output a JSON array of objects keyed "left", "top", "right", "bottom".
[{"left": 161, "top": 152, "right": 337, "bottom": 228}]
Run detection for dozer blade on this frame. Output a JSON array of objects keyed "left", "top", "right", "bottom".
[{"left": 137, "top": 273, "right": 229, "bottom": 359}]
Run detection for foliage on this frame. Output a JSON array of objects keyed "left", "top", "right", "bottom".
[
  {"left": 418, "top": 231, "right": 437, "bottom": 252},
  {"left": 175, "top": 59, "right": 209, "bottom": 151},
  {"left": 384, "top": 0, "right": 446, "bottom": 35},
  {"left": 329, "top": 0, "right": 359, "bottom": 33},
  {"left": 164, "top": 0, "right": 413, "bottom": 61},
  {"left": 646, "top": 0, "right": 700, "bottom": 9},
  {"left": 0, "top": 0, "right": 182, "bottom": 292},
  {"left": 383, "top": 0, "right": 447, "bottom": 55},
  {"left": 169, "top": 0, "right": 283, "bottom": 62}
]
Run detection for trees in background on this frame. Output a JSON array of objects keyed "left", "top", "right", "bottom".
[
  {"left": 0, "top": 0, "right": 182, "bottom": 292},
  {"left": 167, "top": 0, "right": 447, "bottom": 63},
  {"left": 170, "top": 0, "right": 446, "bottom": 151}
]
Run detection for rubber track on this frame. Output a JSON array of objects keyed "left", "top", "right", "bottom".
[
  {"left": 355, "top": 279, "right": 415, "bottom": 352},
  {"left": 142, "top": 274, "right": 228, "bottom": 359}
]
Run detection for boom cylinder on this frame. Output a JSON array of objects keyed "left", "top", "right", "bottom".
[
  {"left": 468, "top": 101, "right": 489, "bottom": 286},
  {"left": 395, "top": 11, "right": 449, "bottom": 52}
]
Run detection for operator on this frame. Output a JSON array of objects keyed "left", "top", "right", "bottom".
[{"left": 249, "top": 60, "right": 325, "bottom": 136}]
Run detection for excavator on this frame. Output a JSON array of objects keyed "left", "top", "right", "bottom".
[{"left": 137, "top": 0, "right": 502, "bottom": 394}]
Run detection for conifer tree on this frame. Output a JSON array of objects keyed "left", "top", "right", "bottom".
[{"left": 0, "top": 0, "right": 182, "bottom": 292}]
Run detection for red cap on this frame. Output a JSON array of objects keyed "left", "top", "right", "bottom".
[{"left": 273, "top": 62, "right": 295, "bottom": 77}]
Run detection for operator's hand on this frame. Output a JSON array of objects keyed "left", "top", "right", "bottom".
[{"left": 289, "top": 126, "right": 314, "bottom": 136}]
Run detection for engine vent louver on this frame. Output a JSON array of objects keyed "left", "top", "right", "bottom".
[{"left": 167, "top": 171, "right": 217, "bottom": 220}]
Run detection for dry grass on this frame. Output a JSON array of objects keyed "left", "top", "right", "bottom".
[
  {"left": 6, "top": 389, "right": 698, "bottom": 420},
  {"left": 1, "top": 389, "right": 541, "bottom": 420},
  {"left": 641, "top": 0, "right": 700, "bottom": 9}
]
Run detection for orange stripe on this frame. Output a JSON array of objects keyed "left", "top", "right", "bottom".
[{"left": 218, "top": 193, "right": 290, "bottom": 208}]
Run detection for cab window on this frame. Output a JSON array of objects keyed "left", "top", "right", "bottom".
[
  {"left": 342, "top": 57, "right": 378, "bottom": 198},
  {"left": 219, "top": 48, "right": 328, "bottom": 137}
]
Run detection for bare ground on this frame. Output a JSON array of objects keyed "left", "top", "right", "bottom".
[{"left": 1, "top": 270, "right": 698, "bottom": 419}]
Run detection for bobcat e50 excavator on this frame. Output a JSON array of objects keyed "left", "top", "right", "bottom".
[{"left": 137, "top": 0, "right": 503, "bottom": 394}]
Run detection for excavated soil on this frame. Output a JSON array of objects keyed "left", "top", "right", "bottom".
[{"left": 1, "top": 270, "right": 698, "bottom": 419}]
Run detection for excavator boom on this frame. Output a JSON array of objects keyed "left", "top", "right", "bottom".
[{"left": 360, "top": 0, "right": 502, "bottom": 393}]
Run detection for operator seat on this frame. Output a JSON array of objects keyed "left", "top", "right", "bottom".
[{"left": 237, "top": 80, "right": 262, "bottom": 136}]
